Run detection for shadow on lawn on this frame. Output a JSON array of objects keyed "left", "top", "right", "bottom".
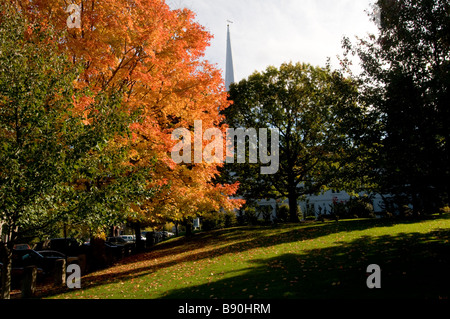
[
  {"left": 119, "top": 216, "right": 442, "bottom": 266},
  {"left": 41, "top": 216, "right": 449, "bottom": 299},
  {"left": 162, "top": 229, "right": 450, "bottom": 299}
]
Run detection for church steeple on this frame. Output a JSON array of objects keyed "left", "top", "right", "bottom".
[{"left": 225, "top": 22, "right": 235, "bottom": 91}]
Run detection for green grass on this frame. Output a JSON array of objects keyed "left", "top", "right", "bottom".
[{"left": 47, "top": 215, "right": 450, "bottom": 299}]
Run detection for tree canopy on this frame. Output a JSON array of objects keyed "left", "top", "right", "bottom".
[
  {"left": 343, "top": 0, "right": 450, "bottom": 213},
  {"left": 0, "top": 0, "right": 243, "bottom": 298},
  {"left": 222, "top": 62, "right": 366, "bottom": 221}
]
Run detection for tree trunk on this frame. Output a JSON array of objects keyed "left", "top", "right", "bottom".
[
  {"left": 0, "top": 242, "right": 12, "bottom": 299},
  {"left": 134, "top": 222, "right": 143, "bottom": 252},
  {"left": 184, "top": 219, "right": 193, "bottom": 237},
  {"left": 286, "top": 167, "right": 299, "bottom": 222},
  {"left": 174, "top": 221, "right": 179, "bottom": 237},
  {"left": 288, "top": 190, "right": 299, "bottom": 223}
]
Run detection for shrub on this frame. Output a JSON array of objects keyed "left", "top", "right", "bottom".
[
  {"left": 243, "top": 206, "right": 258, "bottom": 225},
  {"left": 330, "top": 198, "right": 347, "bottom": 218},
  {"left": 224, "top": 210, "right": 238, "bottom": 228},
  {"left": 297, "top": 205, "right": 304, "bottom": 221},
  {"left": 347, "top": 196, "right": 375, "bottom": 218},
  {"left": 201, "top": 212, "right": 225, "bottom": 231},
  {"left": 331, "top": 196, "right": 375, "bottom": 219},
  {"left": 259, "top": 205, "right": 273, "bottom": 224},
  {"left": 276, "top": 204, "right": 290, "bottom": 223},
  {"left": 201, "top": 211, "right": 238, "bottom": 231}
]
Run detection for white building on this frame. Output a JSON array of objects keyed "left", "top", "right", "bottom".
[{"left": 255, "top": 190, "right": 385, "bottom": 221}]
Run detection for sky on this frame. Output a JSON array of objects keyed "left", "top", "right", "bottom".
[{"left": 167, "top": 0, "right": 380, "bottom": 83}]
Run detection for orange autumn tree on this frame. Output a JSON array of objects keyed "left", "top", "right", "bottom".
[{"left": 19, "top": 0, "right": 243, "bottom": 228}]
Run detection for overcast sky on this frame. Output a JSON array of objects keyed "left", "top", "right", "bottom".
[{"left": 168, "top": 0, "right": 380, "bottom": 83}]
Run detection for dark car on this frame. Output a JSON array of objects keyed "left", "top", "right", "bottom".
[
  {"left": 13, "top": 249, "right": 75, "bottom": 275},
  {"left": 37, "top": 250, "right": 79, "bottom": 267},
  {"left": 11, "top": 249, "right": 56, "bottom": 276},
  {"left": 35, "top": 238, "right": 86, "bottom": 257},
  {"left": 106, "top": 237, "right": 134, "bottom": 256}
]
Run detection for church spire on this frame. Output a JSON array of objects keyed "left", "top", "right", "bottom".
[{"left": 225, "top": 22, "right": 235, "bottom": 91}]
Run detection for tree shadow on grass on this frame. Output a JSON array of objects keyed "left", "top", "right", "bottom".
[
  {"left": 39, "top": 216, "right": 449, "bottom": 299},
  {"left": 120, "top": 216, "right": 442, "bottom": 267},
  {"left": 161, "top": 230, "right": 450, "bottom": 299}
]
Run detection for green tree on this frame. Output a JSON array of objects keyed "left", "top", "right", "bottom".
[
  {"left": 0, "top": 5, "right": 147, "bottom": 298},
  {"left": 343, "top": 0, "right": 450, "bottom": 213},
  {"left": 222, "top": 62, "right": 365, "bottom": 222}
]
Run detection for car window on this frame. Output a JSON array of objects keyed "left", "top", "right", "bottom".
[{"left": 41, "top": 251, "right": 64, "bottom": 258}]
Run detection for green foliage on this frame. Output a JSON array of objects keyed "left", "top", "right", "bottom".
[
  {"left": 0, "top": 4, "right": 149, "bottom": 242},
  {"left": 221, "top": 62, "right": 366, "bottom": 222},
  {"left": 0, "top": 3, "right": 150, "bottom": 298},
  {"left": 201, "top": 211, "right": 237, "bottom": 231},
  {"left": 343, "top": 0, "right": 450, "bottom": 212},
  {"left": 258, "top": 205, "right": 273, "bottom": 225},
  {"left": 242, "top": 206, "right": 258, "bottom": 226},
  {"left": 330, "top": 196, "right": 375, "bottom": 219},
  {"left": 276, "top": 204, "right": 290, "bottom": 223},
  {"left": 347, "top": 196, "right": 375, "bottom": 218},
  {"left": 0, "top": 10, "right": 81, "bottom": 242},
  {"left": 224, "top": 211, "right": 238, "bottom": 228},
  {"left": 235, "top": 206, "right": 261, "bottom": 226}
]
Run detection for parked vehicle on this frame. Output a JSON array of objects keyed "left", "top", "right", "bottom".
[
  {"left": 119, "top": 235, "right": 135, "bottom": 243},
  {"left": 13, "top": 243, "right": 31, "bottom": 250},
  {"left": 37, "top": 250, "right": 79, "bottom": 266},
  {"left": 106, "top": 237, "right": 134, "bottom": 255},
  {"left": 12, "top": 249, "right": 64, "bottom": 276},
  {"left": 162, "top": 231, "right": 174, "bottom": 238},
  {"left": 35, "top": 238, "right": 87, "bottom": 257},
  {"left": 155, "top": 231, "right": 174, "bottom": 241}
]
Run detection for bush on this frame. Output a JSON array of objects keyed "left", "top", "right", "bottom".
[
  {"left": 331, "top": 196, "right": 375, "bottom": 219},
  {"left": 201, "top": 212, "right": 225, "bottom": 231},
  {"left": 297, "top": 205, "right": 304, "bottom": 221},
  {"left": 260, "top": 205, "right": 273, "bottom": 224},
  {"left": 347, "top": 196, "right": 375, "bottom": 218},
  {"left": 201, "top": 211, "right": 237, "bottom": 231},
  {"left": 276, "top": 204, "right": 290, "bottom": 223},
  {"left": 224, "top": 210, "right": 237, "bottom": 228},
  {"left": 243, "top": 206, "right": 258, "bottom": 225}
]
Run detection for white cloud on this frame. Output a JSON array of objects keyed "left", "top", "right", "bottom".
[{"left": 169, "top": 0, "right": 379, "bottom": 82}]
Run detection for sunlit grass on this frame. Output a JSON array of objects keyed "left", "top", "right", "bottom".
[{"left": 47, "top": 215, "right": 450, "bottom": 299}]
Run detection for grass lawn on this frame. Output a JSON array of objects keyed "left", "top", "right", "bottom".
[{"left": 45, "top": 215, "right": 449, "bottom": 299}]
